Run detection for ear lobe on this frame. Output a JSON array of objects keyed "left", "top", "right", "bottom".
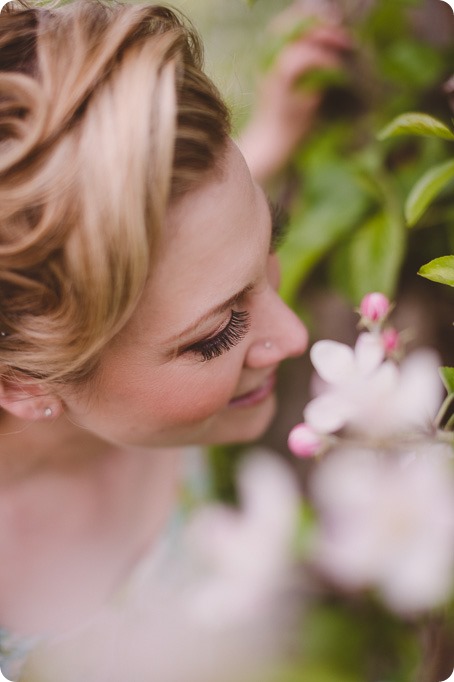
[{"left": 0, "top": 378, "right": 62, "bottom": 422}]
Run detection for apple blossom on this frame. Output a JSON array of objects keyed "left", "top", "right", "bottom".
[
  {"left": 186, "top": 451, "right": 300, "bottom": 625},
  {"left": 303, "top": 333, "right": 442, "bottom": 438},
  {"left": 310, "top": 447, "right": 454, "bottom": 613}
]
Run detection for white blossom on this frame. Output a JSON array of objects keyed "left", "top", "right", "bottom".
[
  {"left": 304, "top": 333, "right": 443, "bottom": 438},
  {"left": 310, "top": 447, "right": 454, "bottom": 613},
  {"left": 185, "top": 450, "right": 300, "bottom": 625}
]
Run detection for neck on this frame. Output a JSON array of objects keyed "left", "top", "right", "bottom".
[
  {"left": 0, "top": 411, "right": 131, "bottom": 487},
  {"left": 0, "top": 412, "right": 183, "bottom": 634}
]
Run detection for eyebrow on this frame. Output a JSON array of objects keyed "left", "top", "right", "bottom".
[{"left": 268, "top": 197, "right": 290, "bottom": 253}]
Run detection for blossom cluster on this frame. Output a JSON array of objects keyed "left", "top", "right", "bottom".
[{"left": 289, "top": 293, "right": 454, "bottom": 615}]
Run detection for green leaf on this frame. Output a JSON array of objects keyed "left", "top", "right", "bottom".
[
  {"left": 329, "top": 210, "right": 405, "bottom": 304},
  {"left": 378, "top": 113, "right": 454, "bottom": 142},
  {"left": 405, "top": 159, "right": 454, "bottom": 225},
  {"left": 418, "top": 255, "right": 454, "bottom": 287},
  {"left": 440, "top": 367, "right": 454, "bottom": 394},
  {"left": 278, "top": 159, "right": 369, "bottom": 305},
  {"left": 381, "top": 40, "right": 443, "bottom": 89}
]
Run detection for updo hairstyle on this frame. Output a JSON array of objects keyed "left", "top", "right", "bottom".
[{"left": 0, "top": 0, "right": 230, "bottom": 388}]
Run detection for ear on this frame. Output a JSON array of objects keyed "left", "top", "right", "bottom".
[{"left": 0, "top": 377, "right": 63, "bottom": 422}]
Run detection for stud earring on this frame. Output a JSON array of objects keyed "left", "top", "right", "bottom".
[
  {"left": 43, "top": 407, "right": 53, "bottom": 418},
  {"left": 264, "top": 340, "right": 272, "bottom": 349}
]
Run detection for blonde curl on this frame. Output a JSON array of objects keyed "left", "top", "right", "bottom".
[{"left": 0, "top": 0, "right": 230, "bottom": 386}]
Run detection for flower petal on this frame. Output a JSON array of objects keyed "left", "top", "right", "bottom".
[
  {"left": 237, "top": 451, "right": 300, "bottom": 534},
  {"left": 304, "top": 392, "right": 351, "bottom": 433},
  {"left": 355, "top": 332, "right": 385, "bottom": 375},
  {"left": 397, "top": 349, "right": 443, "bottom": 426},
  {"left": 310, "top": 340, "right": 355, "bottom": 385}
]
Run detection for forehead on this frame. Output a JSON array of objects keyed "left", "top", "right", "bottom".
[
  {"left": 166, "top": 141, "right": 259, "bottom": 242},
  {"left": 131, "top": 142, "right": 270, "bottom": 336}
]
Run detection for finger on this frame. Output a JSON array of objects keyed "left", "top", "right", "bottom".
[
  {"left": 274, "top": 42, "right": 346, "bottom": 86},
  {"left": 270, "top": 0, "right": 343, "bottom": 34},
  {"left": 298, "top": 25, "right": 354, "bottom": 51}
]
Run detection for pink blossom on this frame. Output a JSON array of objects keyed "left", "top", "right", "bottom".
[
  {"left": 360, "top": 292, "right": 390, "bottom": 323},
  {"left": 382, "top": 327, "right": 400, "bottom": 355},
  {"left": 288, "top": 423, "right": 323, "bottom": 458}
]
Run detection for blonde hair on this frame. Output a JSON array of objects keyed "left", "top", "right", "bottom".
[{"left": 0, "top": 0, "right": 230, "bottom": 387}]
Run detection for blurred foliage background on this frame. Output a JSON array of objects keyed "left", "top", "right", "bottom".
[{"left": 171, "top": 0, "right": 453, "bottom": 312}]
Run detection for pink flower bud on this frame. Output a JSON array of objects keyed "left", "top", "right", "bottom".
[
  {"left": 359, "top": 292, "right": 390, "bottom": 323},
  {"left": 288, "top": 423, "right": 323, "bottom": 458},
  {"left": 382, "top": 327, "right": 400, "bottom": 355}
]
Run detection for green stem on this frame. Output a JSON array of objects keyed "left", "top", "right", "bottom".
[{"left": 434, "top": 392, "right": 454, "bottom": 429}]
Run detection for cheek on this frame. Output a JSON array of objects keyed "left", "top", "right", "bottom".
[
  {"left": 121, "top": 362, "right": 241, "bottom": 429},
  {"left": 268, "top": 254, "right": 281, "bottom": 290}
]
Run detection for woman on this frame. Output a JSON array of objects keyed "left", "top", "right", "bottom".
[{"left": 0, "top": 1, "right": 348, "bottom": 677}]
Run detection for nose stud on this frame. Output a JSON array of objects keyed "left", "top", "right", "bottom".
[
  {"left": 43, "top": 407, "right": 53, "bottom": 418},
  {"left": 264, "top": 340, "right": 272, "bottom": 349}
]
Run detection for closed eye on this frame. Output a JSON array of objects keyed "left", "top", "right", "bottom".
[{"left": 182, "top": 310, "right": 251, "bottom": 362}]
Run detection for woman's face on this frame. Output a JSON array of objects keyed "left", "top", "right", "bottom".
[{"left": 63, "top": 142, "right": 308, "bottom": 447}]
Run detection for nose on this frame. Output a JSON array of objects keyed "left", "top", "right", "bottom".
[{"left": 245, "top": 261, "right": 308, "bottom": 369}]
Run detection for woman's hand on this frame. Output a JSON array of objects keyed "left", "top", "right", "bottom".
[{"left": 239, "top": 1, "right": 352, "bottom": 184}]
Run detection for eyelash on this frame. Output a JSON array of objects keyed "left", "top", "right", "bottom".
[{"left": 184, "top": 310, "right": 251, "bottom": 362}]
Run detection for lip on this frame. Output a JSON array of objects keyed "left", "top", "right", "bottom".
[{"left": 228, "top": 372, "right": 277, "bottom": 408}]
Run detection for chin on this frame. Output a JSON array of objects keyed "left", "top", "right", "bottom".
[{"left": 208, "top": 393, "right": 277, "bottom": 446}]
